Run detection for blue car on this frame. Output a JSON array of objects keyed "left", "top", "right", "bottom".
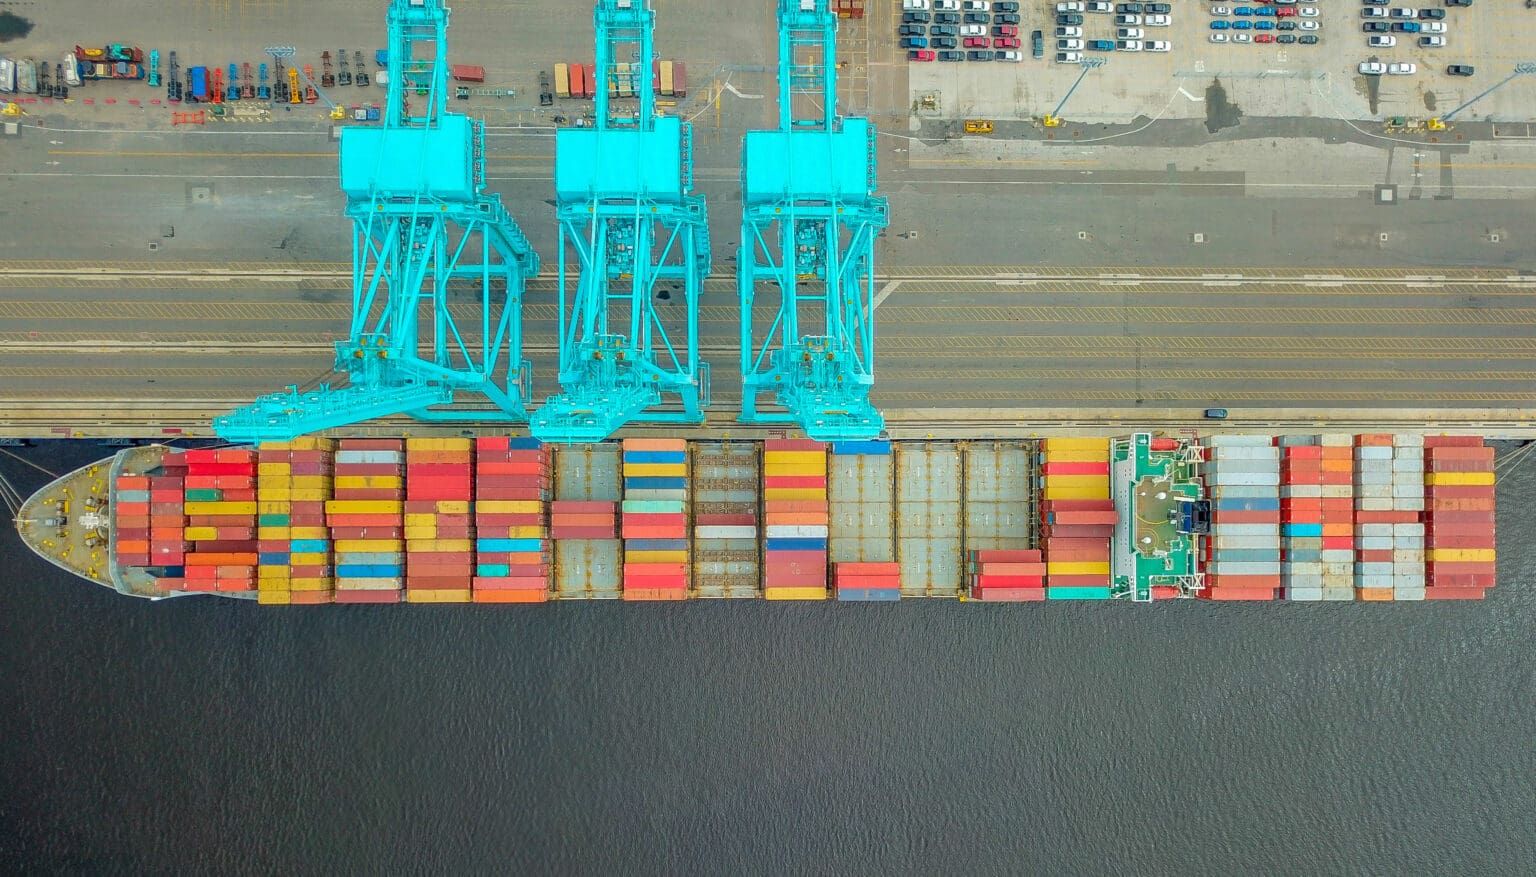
[
  {"left": 1254, "top": 19, "right": 1275, "bottom": 30},
  {"left": 901, "top": 36, "right": 929, "bottom": 48},
  {"left": 1209, "top": 19, "right": 1230, "bottom": 29},
  {"left": 1255, "top": 5, "right": 1275, "bottom": 15},
  {"left": 1233, "top": 6, "right": 1254, "bottom": 14},
  {"left": 1232, "top": 19, "right": 1253, "bottom": 29}
]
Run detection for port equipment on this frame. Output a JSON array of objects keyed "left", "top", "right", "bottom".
[
  {"left": 530, "top": 0, "right": 712, "bottom": 443},
  {"left": 147, "top": 50, "right": 161, "bottom": 87},
  {"left": 294, "top": 63, "right": 348, "bottom": 120},
  {"left": 1041, "top": 56, "right": 1104, "bottom": 127},
  {"left": 737, "top": 0, "right": 889, "bottom": 440},
  {"left": 226, "top": 64, "right": 240, "bottom": 101},
  {"left": 214, "top": 0, "right": 540, "bottom": 442},
  {"left": 1433, "top": 61, "right": 1536, "bottom": 127}
]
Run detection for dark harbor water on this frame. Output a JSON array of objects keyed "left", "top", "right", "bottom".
[{"left": 2, "top": 441, "right": 1533, "bottom": 874}]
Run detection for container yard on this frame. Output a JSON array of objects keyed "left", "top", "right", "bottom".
[{"left": 14, "top": 433, "right": 1501, "bottom": 606}]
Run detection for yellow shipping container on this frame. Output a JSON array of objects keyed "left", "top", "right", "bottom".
[
  {"left": 325, "top": 500, "right": 403, "bottom": 514},
  {"left": 335, "top": 539, "right": 404, "bottom": 552},
  {"left": 183, "top": 526, "right": 219, "bottom": 541},
  {"left": 289, "top": 552, "right": 331, "bottom": 566},
  {"left": 475, "top": 500, "right": 544, "bottom": 514},
  {"left": 622, "top": 463, "right": 688, "bottom": 478},
  {"left": 1426, "top": 472, "right": 1495, "bottom": 486},
  {"left": 403, "top": 527, "right": 439, "bottom": 540},
  {"left": 258, "top": 501, "right": 290, "bottom": 514},
  {"left": 625, "top": 550, "right": 689, "bottom": 564},
  {"left": 405, "top": 589, "right": 473, "bottom": 603},
  {"left": 291, "top": 488, "right": 331, "bottom": 502},
  {"left": 1043, "top": 486, "right": 1110, "bottom": 501},
  {"left": 1045, "top": 561, "right": 1111, "bottom": 576},
  {"left": 257, "top": 578, "right": 290, "bottom": 592},
  {"left": 257, "top": 462, "right": 292, "bottom": 476},
  {"left": 257, "top": 590, "right": 292, "bottom": 605},
  {"left": 764, "top": 586, "right": 828, "bottom": 601},
  {"left": 406, "top": 437, "right": 473, "bottom": 451},
  {"left": 334, "top": 475, "right": 402, "bottom": 490},
  {"left": 281, "top": 436, "right": 336, "bottom": 451},
  {"left": 290, "top": 527, "right": 330, "bottom": 540},
  {"left": 406, "top": 538, "right": 473, "bottom": 553},
  {"left": 404, "top": 513, "right": 438, "bottom": 528},
  {"left": 1042, "top": 437, "right": 1110, "bottom": 455},
  {"left": 259, "top": 490, "right": 293, "bottom": 501},
  {"left": 258, "top": 565, "right": 292, "bottom": 579},
  {"left": 289, "top": 475, "right": 330, "bottom": 490},
  {"left": 1428, "top": 548, "right": 1496, "bottom": 563},
  {"left": 289, "top": 578, "right": 333, "bottom": 592},
  {"left": 762, "top": 459, "right": 826, "bottom": 477},
  {"left": 763, "top": 487, "right": 827, "bottom": 501},
  {"left": 502, "top": 526, "right": 548, "bottom": 539},
  {"left": 257, "top": 526, "right": 291, "bottom": 539},
  {"left": 183, "top": 501, "right": 258, "bottom": 516},
  {"left": 435, "top": 500, "right": 471, "bottom": 515}
]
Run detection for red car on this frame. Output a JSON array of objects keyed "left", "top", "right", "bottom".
[
  {"left": 1255, "top": 33, "right": 1275, "bottom": 42},
  {"left": 992, "top": 24, "right": 1019, "bottom": 37},
  {"left": 1275, "top": 5, "right": 1297, "bottom": 15},
  {"left": 963, "top": 36, "right": 989, "bottom": 48},
  {"left": 992, "top": 36, "right": 1021, "bottom": 48},
  {"left": 908, "top": 49, "right": 936, "bottom": 61}
]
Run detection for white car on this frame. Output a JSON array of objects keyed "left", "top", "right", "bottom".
[
  {"left": 1117, "top": 27, "right": 1144, "bottom": 39},
  {"left": 1299, "top": 7, "right": 1318, "bottom": 16},
  {"left": 1362, "top": 7, "right": 1385, "bottom": 17},
  {"left": 1210, "top": 5, "right": 1230, "bottom": 14},
  {"left": 1232, "top": 31, "right": 1251, "bottom": 42},
  {"left": 1388, "top": 63, "right": 1417, "bottom": 75},
  {"left": 1087, "top": 0, "right": 1112, "bottom": 11},
  {"left": 1056, "top": 51, "right": 1083, "bottom": 63},
  {"left": 996, "top": 50, "right": 1023, "bottom": 61},
  {"left": 962, "top": 0, "right": 990, "bottom": 9},
  {"left": 1359, "top": 61, "right": 1386, "bottom": 75},
  {"left": 1369, "top": 35, "right": 1397, "bottom": 47},
  {"left": 1115, "top": 13, "right": 1140, "bottom": 25},
  {"left": 961, "top": 24, "right": 987, "bottom": 36},
  {"left": 1056, "top": 25, "right": 1083, "bottom": 36},
  {"left": 1421, "top": 21, "right": 1446, "bottom": 33},
  {"left": 1117, "top": 39, "right": 1143, "bottom": 51},
  {"left": 934, "top": 0, "right": 960, "bottom": 9},
  {"left": 1210, "top": 32, "right": 1229, "bottom": 42},
  {"left": 1144, "top": 40, "right": 1170, "bottom": 51},
  {"left": 1419, "top": 35, "right": 1446, "bottom": 47},
  {"left": 1056, "top": 1, "right": 1084, "bottom": 11},
  {"left": 1057, "top": 38, "right": 1084, "bottom": 49},
  {"left": 902, "top": 0, "right": 931, "bottom": 9},
  {"left": 1389, "top": 7, "right": 1415, "bottom": 18},
  {"left": 1144, "top": 14, "right": 1171, "bottom": 26},
  {"left": 1299, "top": 20, "right": 1318, "bottom": 30}
]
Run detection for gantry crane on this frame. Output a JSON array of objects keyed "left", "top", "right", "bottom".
[
  {"left": 530, "top": 0, "right": 711, "bottom": 443},
  {"left": 213, "top": 0, "right": 540, "bottom": 441},
  {"left": 738, "top": 0, "right": 889, "bottom": 440}
]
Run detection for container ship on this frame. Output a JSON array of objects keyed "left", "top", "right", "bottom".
[{"left": 14, "top": 433, "right": 1497, "bottom": 605}]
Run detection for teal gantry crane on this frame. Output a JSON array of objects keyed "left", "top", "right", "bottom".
[
  {"left": 531, "top": 0, "right": 711, "bottom": 443},
  {"left": 213, "top": 0, "right": 539, "bottom": 442},
  {"left": 738, "top": 0, "right": 889, "bottom": 440}
]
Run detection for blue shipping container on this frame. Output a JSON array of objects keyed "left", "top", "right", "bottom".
[{"left": 836, "top": 588, "right": 901, "bottom": 601}]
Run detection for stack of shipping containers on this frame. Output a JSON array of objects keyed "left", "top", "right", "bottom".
[
  {"left": 1350, "top": 434, "right": 1425, "bottom": 601},
  {"left": 1390, "top": 434, "right": 1426, "bottom": 600},
  {"left": 472, "top": 437, "right": 552, "bottom": 604},
  {"left": 895, "top": 443, "right": 962, "bottom": 597},
  {"left": 1202, "top": 435, "right": 1280, "bottom": 600},
  {"left": 828, "top": 441, "right": 894, "bottom": 570},
  {"left": 962, "top": 441, "right": 1033, "bottom": 558},
  {"left": 181, "top": 448, "right": 258, "bottom": 595},
  {"left": 833, "top": 562, "right": 900, "bottom": 601},
  {"left": 1424, "top": 437, "right": 1495, "bottom": 600},
  {"left": 1317, "top": 434, "right": 1356, "bottom": 600},
  {"left": 1279, "top": 436, "right": 1323, "bottom": 600},
  {"left": 968, "top": 549, "right": 1046, "bottom": 601},
  {"left": 620, "top": 439, "right": 689, "bottom": 601},
  {"left": 1039, "top": 437, "right": 1113, "bottom": 600},
  {"left": 762, "top": 439, "right": 829, "bottom": 600},
  {"left": 403, "top": 438, "right": 474, "bottom": 604},
  {"left": 552, "top": 444, "right": 621, "bottom": 598},
  {"left": 328, "top": 439, "right": 404, "bottom": 604},
  {"left": 691, "top": 442, "right": 760, "bottom": 598},
  {"left": 112, "top": 473, "right": 153, "bottom": 569},
  {"left": 256, "top": 439, "right": 336, "bottom": 605}
]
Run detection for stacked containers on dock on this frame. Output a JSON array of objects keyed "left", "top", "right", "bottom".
[
  {"left": 1039, "top": 438, "right": 1113, "bottom": 600},
  {"left": 1203, "top": 435, "right": 1280, "bottom": 600},
  {"left": 328, "top": 439, "right": 405, "bottom": 604},
  {"left": 828, "top": 441, "right": 895, "bottom": 575},
  {"left": 621, "top": 439, "right": 689, "bottom": 601},
  {"left": 473, "top": 437, "right": 552, "bottom": 603},
  {"left": 404, "top": 438, "right": 474, "bottom": 604},
  {"left": 1278, "top": 435, "right": 1323, "bottom": 601},
  {"left": 1352, "top": 434, "right": 1426, "bottom": 601},
  {"left": 552, "top": 443, "right": 622, "bottom": 598},
  {"left": 148, "top": 454, "right": 192, "bottom": 588},
  {"left": 179, "top": 448, "right": 259, "bottom": 594},
  {"left": 895, "top": 443, "right": 963, "bottom": 596},
  {"left": 968, "top": 549, "right": 1046, "bottom": 601},
  {"left": 114, "top": 472, "right": 156, "bottom": 570},
  {"left": 762, "top": 439, "right": 829, "bottom": 600},
  {"left": 256, "top": 438, "right": 336, "bottom": 606},
  {"left": 834, "top": 561, "right": 900, "bottom": 601},
  {"left": 1423, "top": 436, "right": 1495, "bottom": 599},
  {"left": 1317, "top": 434, "right": 1357, "bottom": 599},
  {"left": 691, "top": 442, "right": 760, "bottom": 598},
  {"left": 963, "top": 441, "right": 1034, "bottom": 557}
]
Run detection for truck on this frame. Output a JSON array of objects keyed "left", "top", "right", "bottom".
[
  {"left": 672, "top": 60, "right": 685, "bottom": 98},
  {"left": 61, "top": 53, "right": 82, "bottom": 86},
  {"left": 189, "top": 66, "right": 208, "bottom": 101},
  {"left": 16, "top": 58, "right": 37, "bottom": 94},
  {"left": 0, "top": 58, "right": 14, "bottom": 94},
  {"left": 657, "top": 59, "right": 674, "bottom": 97},
  {"left": 554, "top": 62, "right": 570, "bottom": 99}
]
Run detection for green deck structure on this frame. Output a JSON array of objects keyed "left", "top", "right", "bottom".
[{"left": 1111, "top": 433, "right": 1206, "bottom": 601}]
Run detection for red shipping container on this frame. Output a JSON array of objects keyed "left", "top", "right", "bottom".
[
  {"left": 836, "top": 575, "right": 903, "bottom": 589},
  {"left": 1354, "top": 510, "right": 1421, "bottom": 524},
  {"left": 1283, "top": 446, "right": 1323, "bottom": 459},
  {"left": 1046, "top": 573, "right": 1110, "bottom": 587},
  {"left": 1421, "top": 587, "right": 1486, "bottom": 600},
  {"left": 117, "top": 514, "right": 151, "bottom": 530},
  {"left": 289, "top": 591, "right": 334, "bottom": 605},
  {"left": 1423, "top": 436, "right": 1487, "bottom": 448},
  {"left": 473, "top": 576, "right": 548, "bottom": 591},
  {"left": 1041, "top": 462, "right": 1110, "bottom": 475},
  {"left": 622, "top": 588, "right": 689, "bottom": 601},
  {"left": 549, "top": 526, "right": 618, "bottom": 539},
  {"left": 1426, "top": 533, "right": 1493, "bottom": 549},
  {"left": 764, "top": 568, "right": 827, "bottom": 588},
  {"left": 326, "top": 515, "right": 403, "bottom": 527},
  {"left": 1205, "top": 574, "right": 1280, "bottom": 589},
  {"left": 329, "top": 527, "right": 404, "bottom": 540},
  {"left": 333, "top": 590, "right": 402, "bottom": 604},
  {"left": 835, "top": 561, "right": 900, "bottom": 575},
  {"left": 1357, "top": 549, "right": 1394, "bottom": 563},
  {"left": 117, "top": 527, "right": 150, "bottom": 541},
  {"left": 968, "top": 550, "right": 1042, "bottom": 563},
  {"left": 475, "top": 436, "right": 511, "bottom": 451},
  {"left": 762, "top": 475, "right": 826, "bottom": 489},
  {"left": 290, "top": 565, "right": 334, "bottom": 577},
  {"left": 971, "top": 575, "right": 1046, "bottom": 588},
  {"left": 475, "top": 461, "right": 550, "bottom": 476},
  {"left": 179, "top": 579, "right": 218, "bottom": 592},
  {"left": 405, "top": 576, "right": 471, "bottom": 590},
  {"left": 116, "top": 475, "right": 150, "bottom": 490},
  {"left": 1040, "top": 538, "right": 1106, "bottom": 553}
]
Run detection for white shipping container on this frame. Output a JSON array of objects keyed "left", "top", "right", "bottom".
[
  {"left": 1209, "top": 487, "right": 1279, "bottom": 499},
  {"left": 1394, "top": 587, "right": 1426, "bottom": 601},
  {"left": 1213, "top": 524, "right": 1281, "bottom": 538},
  {"left": 1208, "top": 562, "right": 1281, "bottom": 575},
  {"left": 1323, "top": 559, "right": 1354, "bottom": 573},
  {"left": 1359, "top": 536, "right": 1393, "bottom": 550},
  {"left": 1397, "top": 497, "right": 1425, "bottom": 511},
  {"left": 1355, "top": 446, "right": 1393, "bottom": 460},
  {"left": 1358, "top": 523, "right": 1393, "bottom": 537},
  {"left": 1280, "top": 485, "right": 1323, "bottom": 498},
  {"left": 1319, "top": 433, "right": 1352, "bottom": 447},
  {"left": 1286, "top": 588, "right": 1324, "bottom": 601},
  {"left": 623, "top": 489, "right": 688, "bottom": 502},
  {"left": 1357, "top": 499, "right": 1393, "bottom": 511},
  {"left": 1208, "top": 472, "right": 1281, "bottom": 487},
  {"left": 1393, "top": 576, "right": 1426, "bottom": 589},
  {"left": 1211, "top": 446, "right": 1281, "bottom": 460},
  {"left": 1356, "top": 562, "right": 1393, "bottom": 575},
  {"left": 1357, "top": 485, "right": 1391, "bottom": 498},
  {"left": 1356, "top": 574, "right": 1395, "bottom": 588},
  {"left": 1394, "top": 523, "right": 1425, "bottom": 536},
  {"left": 1392, "top": 434, "right": 1426, "bottom": 447},
  {"left": 336, "top": 450, "right": 403, "bottom": 464},
  {"left": 765, "top": 525, "right": 827, "bottom": 538},
  {"left": 1322, "top": 588, "right": 1355, "bottom": 601},
  {"left": 1356, "top": 471, "right": 1392, "bottom": 485},
  {"left": 1393, "top": 549, "right": 1425, "bottom": 563},
  {"left": 1207, "top": 435, "right": 1275, "bottom": 447},
  {"left": 695, "top": 525, "right": 757, "bottom": 540},
  {"left": 1321, "top": 485, "right": 1354, "bottom": 497}
]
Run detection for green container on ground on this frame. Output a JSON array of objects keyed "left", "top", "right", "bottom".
[
  {"left": 259, "top": 513, "right": 291, "bottom": 526},
  {"left": 184, "top": 488, "right": 223, "bottom": 502},
  {"left": 1047, "top": 586, "right": 1113, "bottom": 600}
]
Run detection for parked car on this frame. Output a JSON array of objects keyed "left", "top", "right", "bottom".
[
  {"left": 1391, "top": 21, "right": 1421, "bottom": 32},
  {"left": 1232, "top": 19, "right": 1252, "bottom": 30},
  {"left": 995, "top": 1, "right": 1020, "bottom": 11},
  {"left": 1117, "top": 39, "right": 1143, "bottom": 51},
  {"left": 1254, "top": 20, "right": 1275, "bottom": 30},
  {"left": 1087, "top": 38, "right": 1116, "bottom": 50},
  {"left": 931, "top": 24, "right": 959, "bottom": 35},
  {"left": 1115, "top": 13, "right": 1140, "bottom": 25},
  {"left": 1388, "top": 63, "right": 1416, "bottom": 75},
  {"left": 1419, "top": 35, "right": 1446, "bottom": 47},
  {"left": 963, "top": 36, "right": 989, "bottom": 47},
  {"left": 1055, "top": 50, "right": 1083, "bottom": 62},
  {"left": 903, "top": 12, "right": 932, "bottom": 23},
  {"left": 964, "top": 12, "right": 990, "bottom": 24},
  {"left": 1298, "top": 33, "right": 1318, "bottom": 43},
  {"left": 1144, "top": 40, "right": 1170, "bottom": 51},
  {"left": 938, "top": 50, "right": 965, "bottom": 61},
  {"left": 932, "top": 36, "right": 959, "bottom": 48},
  {"left": 1210, "top": 5, "right": 1231, "bottom": 14},
  {"left": 900, "top": 25, "right": 927, "bottom": 36},
  {"left": 1210, "top": 32, "right": 1229, "bottom": 42},
  {"left": 901, "top": 36, "right": 929, "bottom": 48},
  {"left": 1298, "top": 20, "right": 1318, "bottom": 30},
  {"left": 934, "top": 0, "right": 960, "bottom": 8},
  {"left": 994, "top": 36, "right": 1021, "bottom": 48},
  {"left": 1032, "top": 29, "right": 1045, "bottom": 56},
  {"left": 1057, "top": 1, "right": 1084, "bottom": 10},
  {"left": 1115, "top": 2, "right": 1142, "bottom": 11},
  {"left": 1086, "top": 0, "right": 1112, "bottom": 11},
  {"left": 960, "top": 24, "right": 986, "bottom": 35},
  {"left": 1232, "top": 31, "right": 1252, "bottom": 41},
  {"left": 1255, "top": 32, "right": 1275, "bottom": 42},
  {"left": 1421, "top": 21, "right": 1446, "bottom": 33},
  {"left": 1276, "top": 5, "right": 1297, "bottom": 16},
  {"left": 1369, "top": 34, "right": 1397, "bottom": 47},
  {"left": 1446, "top": 64, "right": 1474, "bottom": 76},
  {"left": 903, "top": 0, "right": 931, "bottom": 8},
  {"left": 1233, "top": 5, "right": 1255, "bottom": 14},
  {"left": 1117, "top": 27, "right": 1144, "bottom": 39},
  {"left": 996, "top": 50, "right": 1023, "bottom": 61},
  {"left": 1276, "top": 19, "right": 1297, "bottom": 30},
  {"left": 1299, "top": 7, "right": 1318, "bottom": 16},
  {"left": 1145, "top": 15, "right": 1171, "bottom": 26},
  {"left": 1057, "top": 38, "right": 1084, "bottom": 49},
  {"left": 993, "top": 23, "right": 1018, "bottom": 36},
  {"left": 1058, "top": 12, "right": 1084, "bottom": 24},
  {"left": 995, "top": 13, "right": 1021, "bottom": 23},
  {"left": 1255, "top": 6, "right": 1276, "bottom": 16},
  {"left": 1359, "top": 61, "right": 1386, "bottom": 75},
  {"left": 1210, "top": 19, "right": 1230, "bottom": 29},
  {"left": 1362, "top": 7, "right": 1385, "bottom": 16},
  {"left": 935, "top": 11, "right": 961, "bottom": 23},
  {"left": 968, "top": 49, "right": 997, "bottom": 60},
  {"left": 962, "top": 0, "right": 991, "bottom": 9},
  {"left": 1444, "top": 0, "right": 1472, "bottom": 6},
  {"left": 1419, "top": 8, "right": 1446, "bottom": 19},
  {"left": 1363, "top": 21, "right": 1389, "bottom": 31},
  {"left": 1276, "top": 33, "right": 1298, "bottom": 43},
  {"left": 1389, "top": 7, "right": 1415, "bottom": 18},
  {"left": 908, "top": 49, "right": 937, "bottom": 61},
  {"left": 1146, "top": 2, "right": 1171, "bottom": 12},
  {"left": 1056, "top": 25, "right": 1083, "bottom": 36}
]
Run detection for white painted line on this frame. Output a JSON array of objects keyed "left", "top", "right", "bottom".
[
  {"left": 1201, "top": 281, "right": 1242, "bottom": 287},
  {"left": 723, "top": 83, "right": 763, "bottom": 100},
  {"left": 872, "top": 280, "right": 902, "bottom": 310},
  {"left": 1304, "top": 282, "right": 1346, "bottom": 288},
  {"left": 1178, "top": 87, "right": 1202, "bottom": 102}
]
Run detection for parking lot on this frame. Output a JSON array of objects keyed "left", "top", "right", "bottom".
[{"left": 897, "top": 0, "right": 1536, "bottom": 123}]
